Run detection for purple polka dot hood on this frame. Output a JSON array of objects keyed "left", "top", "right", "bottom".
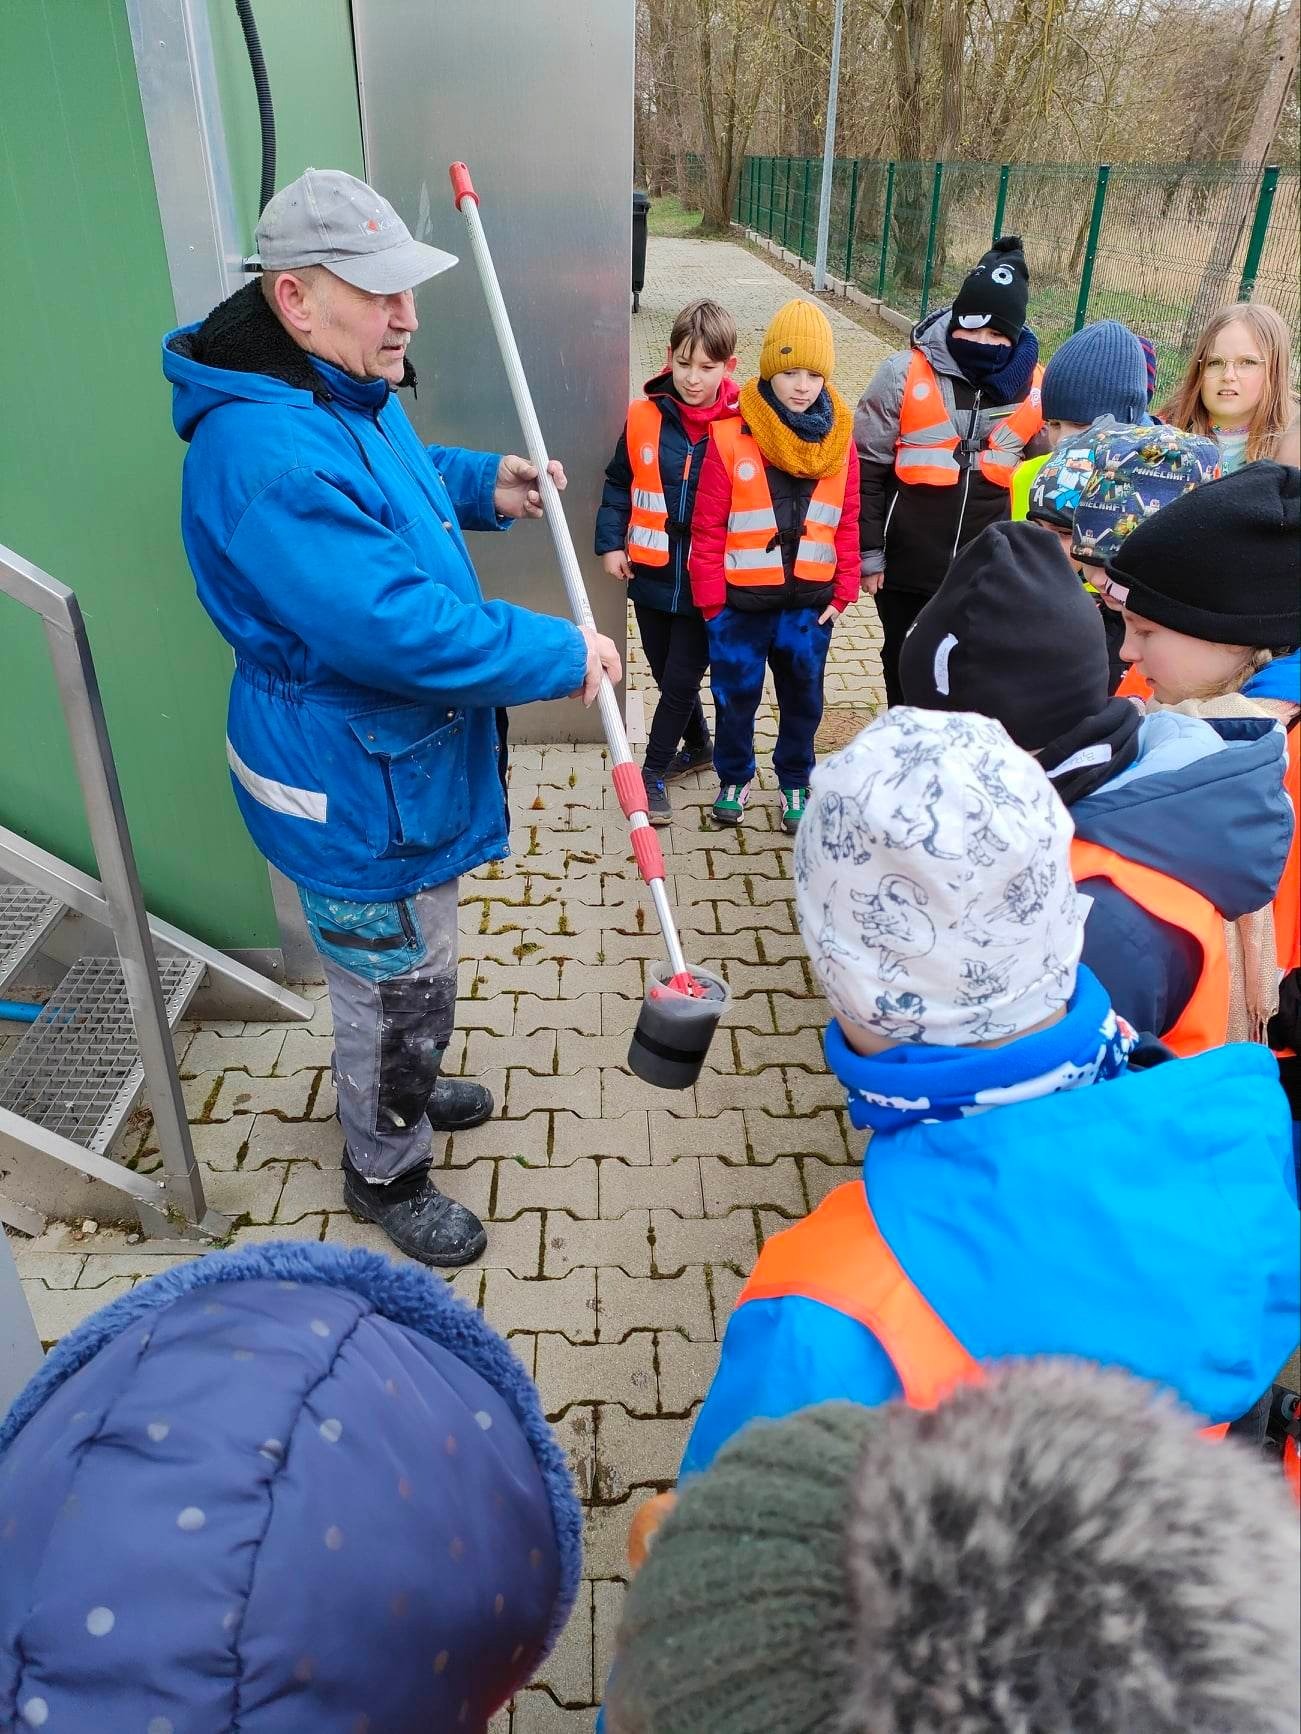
[{"left": 0, "top": 1242, "right": 581, "bottom": 1733}]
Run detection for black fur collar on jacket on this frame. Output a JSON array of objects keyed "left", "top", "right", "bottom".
[{"left": 168, "top": 278, "right": 417, "bottom": 396}]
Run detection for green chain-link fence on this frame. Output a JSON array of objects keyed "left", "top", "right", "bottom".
[{"left": 732, "top": 156, "right": 1299, "bottom": 396}]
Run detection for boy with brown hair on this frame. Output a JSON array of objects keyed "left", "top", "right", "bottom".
[{"left": 597, "top": 298, "right": 740, "bottom": 826}]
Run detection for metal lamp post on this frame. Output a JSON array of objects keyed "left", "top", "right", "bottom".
[{"left": 812, "top": 0, "right": 845, "bottom": 291}]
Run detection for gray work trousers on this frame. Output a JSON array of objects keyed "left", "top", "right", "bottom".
[{"left": 299, "top": 880, "right": 460, "bottom": 1182}]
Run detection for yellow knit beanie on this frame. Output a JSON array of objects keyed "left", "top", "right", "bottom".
[{"left": 759, "top": 298, "right": 836, "bottom": 382}]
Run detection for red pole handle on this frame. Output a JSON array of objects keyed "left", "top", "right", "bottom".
[{"left": 449, "top": 162, "right": 479, "bottom": 209}]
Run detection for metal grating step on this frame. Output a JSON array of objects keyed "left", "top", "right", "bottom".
[
  {"left": 0, "top": 886, "right": 65, "bottom": 993},
  {"left": 0, "top": 954, "right": 203, "bottom": 1154}
]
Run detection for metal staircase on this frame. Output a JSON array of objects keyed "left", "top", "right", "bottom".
[{"left": 0, "top": 539, "right": 312, "bottom": 1244}]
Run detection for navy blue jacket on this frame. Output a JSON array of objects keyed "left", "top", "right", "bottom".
[
  {"left": 1074, "top": 711, "right": 1293, "bottom": 1036},
  {"left": 595, "top": 372, "right": 737, "bottom": 616},
  {"left": 0, "top": 1242, "right": 582, "bottom": 1734}
]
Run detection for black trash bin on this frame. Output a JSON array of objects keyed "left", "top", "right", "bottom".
[{"left": 632, "top": 190, "right": 651, "bottom": 312}]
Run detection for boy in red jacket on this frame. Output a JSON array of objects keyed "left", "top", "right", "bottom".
[{"left": 690, "top": 299, "right": 860, "bottom": 832}]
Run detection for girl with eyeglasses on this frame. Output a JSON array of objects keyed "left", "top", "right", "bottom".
[{"left": 1163, "top": 302, "right": 1300, "bottom": 472}]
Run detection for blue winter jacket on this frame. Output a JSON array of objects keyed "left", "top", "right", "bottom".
[
  {"left": 683, "top": 983, "right": 1299, "bottom": 1477},
  {"left": 1074, "top": 710, "right": 1293, "bottom": 1037},
  {"left": 162, "top": 285, "right": 587, "bottom": 899},
  {"left": 0, "top": 1242, "right": 582, "bottom": 1733}
]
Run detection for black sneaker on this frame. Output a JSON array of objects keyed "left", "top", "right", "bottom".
[
  {"left": 426, "top": 1076, "right": 495, "bottom": 1131},
  {"left": 642, "top": 769, "right": 672, "bottom": 827},
  {"left": 666, "top": 737, "right": 713, "bottom": 781},
  {"left": 342, "top": 1152, "right": 487, "bottom": 1267}
]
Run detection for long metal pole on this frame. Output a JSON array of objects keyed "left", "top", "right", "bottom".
[
  {"left": 919, "top": 161, "right": 945, "bottom": 316},
  {"left": 450, "top": 168, "right": 690, "bottom": 983},
  {"left": 1238, "top": 164, "right": 1280, "bottom": 301},
  {"left": 812, "top": 0, "right": 846, "bottom": 290},
  {"left": 1074, "top": 164, "right": 1110, "bottom": 331},
  {"left": 878, "top": 161, "right": 896, "bottom": 298}
]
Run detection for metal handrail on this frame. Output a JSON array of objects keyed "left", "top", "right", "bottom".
[{"left": 0, "top": 541, "right": 218, "bottom": 1235}]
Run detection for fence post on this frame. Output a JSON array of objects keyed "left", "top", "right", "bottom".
[
  {"left": 1074, "top": 164, "right": 1110, "bottom": 331},
  {"left": 800, "top": 156, "right": 812, "bottom": 259},
  {"left": 781, "top": 157, "right": 793, "bottom": 248},
  {"left": 919, "top": 160, "right": 945, "bottom": 317},
  {"left": 845, "top": 156, "right": 861, "bottom": 280},
  {"left": 992, "top": 164, "right": 1010, "bottom": 241},
  {"left": 877, "top": 161, "right": 896, "bottom": 298},
  {"left": 1238, "top": 165, "right": 1280, "bottom": 302}
]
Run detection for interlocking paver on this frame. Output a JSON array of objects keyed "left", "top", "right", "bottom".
[
  {"left": 534, "top": 1332, "right": 658, "bottom": 1415},
  {"left": 4, "top": 230, "right": 888, "bottom": 1728},
  {"left": 543, "top": 1212, "right": 653, "bottom": 1278},
  {"left": 496, "top": 1159, "right": 599, "bottom": 1220}
]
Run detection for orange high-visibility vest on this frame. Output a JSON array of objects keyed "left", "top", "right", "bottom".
[
  {"left": 1071, "top": 838, "right": 1230, "bottom": 1057},
  {"left": 625, "top": 398, "right": 671, "bottom": 567},
  {"left": 896, "top": 350, "right": 1044, "bottom": 490},
  {"left": 742, "top": 1180, "right": 1299, "bottom": 1488},
  {"left": 711, "top": 419, "right": 848, "bottom": 590},
  {"left": 1115, "top": 665, "right": 1153, "bottom": 703}
]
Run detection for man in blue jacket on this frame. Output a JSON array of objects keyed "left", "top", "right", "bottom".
[{"left": 163, "top": 170, "right": 621, "bottom": 1266}]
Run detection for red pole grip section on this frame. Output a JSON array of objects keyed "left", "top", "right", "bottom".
[
  {"left": 611, "top": 762, "right": 648, "bottom": 820},
  {"left": 631, "top": 826, "right": 666, "bottom": 886},
  {"left": 449, "top": 162, "right": 479, "bottom": 208}
]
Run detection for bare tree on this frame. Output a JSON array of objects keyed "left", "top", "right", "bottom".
[{"left": 695, "top": 0, "right": 781, "bottom": 230}]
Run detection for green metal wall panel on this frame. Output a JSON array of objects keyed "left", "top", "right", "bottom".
[
  {"left": 0, "top": 1, "right": 365, "bottom": 952},
  {"left": 207, "top": 0, "right": 367, "bottom": 240}
]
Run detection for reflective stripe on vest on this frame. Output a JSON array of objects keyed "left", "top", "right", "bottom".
[
  {"left": 625, "top": 398, "right": 670, "bottom": 567},
  {"left": 739, "top": 1180, "right": 981, "bottom": 1409},
  {"left": 978, "top": 373, "right": 1045, "bottom": 483},
  {"left": 895, "top": 351, "right": 1044, "bottom": 491},
  {"left": 712, "top": 420, "right": 848, "bottom": 590},
  {"left": 738, "top": 1179, "right": 1292, "bottom": 1483},
  {"left": 1070, "top": 838, "right": 1230, "bottom": 1057}
]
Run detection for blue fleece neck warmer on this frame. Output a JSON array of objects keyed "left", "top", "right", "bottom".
[
  {"left": 946, "top": 327, "right": 1040, "bottom": 407},
  {"left": 758, "top": 375, "right": 834, "bottom": 440},
  {"left": 825, "top": 965, "right": 1134, "bottom": 1133},
  {"left": 1242, "top": 647, "right": 1301, "bottom": 704}
]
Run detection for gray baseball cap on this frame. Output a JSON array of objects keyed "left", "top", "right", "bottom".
[{"left": 255, "top": 168, "right": 458, "bottom": 294}]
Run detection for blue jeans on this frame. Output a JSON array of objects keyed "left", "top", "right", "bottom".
[{"left": 706, "top": 605, "right": 834, "bottom": 788}]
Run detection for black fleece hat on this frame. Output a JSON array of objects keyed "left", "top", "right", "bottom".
[
  {"left": 901, "top": 522, "right": 1143, "bottom": 799},
  {"left": 951, "top": 236, "right": 1030, "bottom": 342},
  {"left": 1106, "top": 461, "right": 1301, "bottom": 646},
  {"left": 900, "top": 522, "right": 1109, "bottom": 746}
]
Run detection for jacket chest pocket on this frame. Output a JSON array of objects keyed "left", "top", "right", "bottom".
[{"left": 347, "top": 704, "right": 469, "bottom": 858}]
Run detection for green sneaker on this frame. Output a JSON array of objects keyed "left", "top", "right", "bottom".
[
  {"left": 780, "top": 786, "right": 811, "bottom": 834},
  {"left": 711, "top": 782, "right": 751, "bottom": 826}
]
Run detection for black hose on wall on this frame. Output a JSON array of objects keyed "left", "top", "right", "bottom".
[{"left": 234, "top": 0, "right": 277, "bottom": 215}]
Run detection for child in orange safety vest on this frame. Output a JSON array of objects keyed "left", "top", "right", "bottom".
[
  {"left": 677, "top": 707, "right": 1298, "bottom": 1485},
  {"left": 597, "top": 299, "right": 741, "bottom": 829},
  {"left": 1107, "top": 462, "right": 1301, "bottom": 1121},
  {"left": 688, "top": 299, "right": 860, "bottom": 834},
  {"left": 853, "top": 236, "right": 1048, "bottom": 707},
  {"left": 899, "top": 520, "right": 1292, "bottom": 1053}
]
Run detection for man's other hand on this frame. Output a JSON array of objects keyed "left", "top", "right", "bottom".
[
  {"left": 495, "top": 454, "right": 566, "bottom": 519},
  {"left": 573, "top": 626, "right": 622, "bottom": 705}
]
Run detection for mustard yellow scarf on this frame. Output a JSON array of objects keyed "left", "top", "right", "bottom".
[{"left": 739, "top": 379, "right": 854, "bottom": 479}]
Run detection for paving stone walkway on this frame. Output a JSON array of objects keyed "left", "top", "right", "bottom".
[{"left": 10, "top": 235, "right": 889, "bottom": 1731}]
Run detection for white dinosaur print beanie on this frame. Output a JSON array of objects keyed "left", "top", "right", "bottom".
[{"left": 794, "top": 708, "right": 1085, "bottom": 1044}]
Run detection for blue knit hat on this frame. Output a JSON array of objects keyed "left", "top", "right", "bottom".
[{"left": 1041, "top": 321, "right": 1149, "bottom": 425}]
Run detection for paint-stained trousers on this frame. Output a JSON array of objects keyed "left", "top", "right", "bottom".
[{"left": 298, "top": 880, "right": 459, "bottom": 1182}]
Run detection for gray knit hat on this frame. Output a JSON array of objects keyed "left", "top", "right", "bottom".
[{"left": 606, "top": 1362, "right": 1301, "bottom": 1734}]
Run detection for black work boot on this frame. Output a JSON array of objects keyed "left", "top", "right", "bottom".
[
  {"left": 342, "top": 1152, "right": 487, "bottom": 1267},
  {"left": 426, "top": 1076, "right": 495, "bottom": 1131}
]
